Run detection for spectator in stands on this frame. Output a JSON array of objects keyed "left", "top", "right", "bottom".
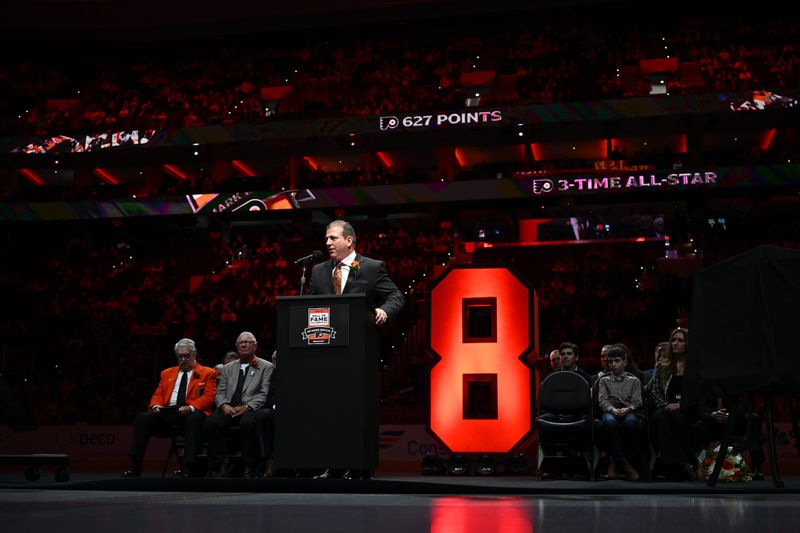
[
  {"left": 7, "top": 9, "right": 797, "bottom": 145},
  {"left": 598, "top": 345, "right": 643, "bottom": 481},
  {"left": 123, "top": 338, "right": 217, "bottom": 478}
]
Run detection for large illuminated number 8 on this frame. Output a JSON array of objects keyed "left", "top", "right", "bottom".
[{"left": 428, "top": 265, "right": 536, "bottom": 452}]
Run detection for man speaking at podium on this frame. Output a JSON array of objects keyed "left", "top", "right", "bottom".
[
  {"left": 308, "top": 220, "right": 405, "bottom": 325},
  {"left": 306, "top": 219, "right": 404, "bottom": 479}
]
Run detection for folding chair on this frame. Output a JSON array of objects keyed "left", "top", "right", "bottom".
[{"left": 535, "top": 371, "right": 594, "bottom": 480}]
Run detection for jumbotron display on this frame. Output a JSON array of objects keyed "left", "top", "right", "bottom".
[{"left": 1, "top": 164, "right": 796, "bottom": 221}]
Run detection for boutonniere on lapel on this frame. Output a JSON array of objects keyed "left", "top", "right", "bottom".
[
  {"left": 249, "top": 359, "right": 258, "bottom": 375},
  {"left": 349, "top": 260, "right": 360, "bottom": 275}
]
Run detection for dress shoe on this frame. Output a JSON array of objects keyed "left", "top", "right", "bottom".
[
  {"left": 606, "top": 461, "right": 618, "bottom": 479},
  {"left": 207, "top": 470, "right": 222, "bottom": 478},
  {"left": 178, "top": 465, "right": 194, "bottom": 478},
  {"left": 264, "top": 459, "right": 275, "bottom": 478},
  {"left": 243, "top": 467, "right": 263, "bottom": 479},
  {"left": 314, "top": 468, "right": 332, "bottom": 479},
  {"left": 122, "top": 468, "right": 141, "bottom": 478},
  {"left": 353, "top": 469, "right": 371, "bottom": 480},
  {"left": 622, "top": 461, "right": 639, "bottom": 481}
]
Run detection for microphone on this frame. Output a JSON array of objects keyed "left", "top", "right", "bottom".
[{"left": 293, "top": 250, "right": 323, "bottom": 265}]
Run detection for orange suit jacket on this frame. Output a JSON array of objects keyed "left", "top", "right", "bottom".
[{"left": 149, "top": 364, "right": 218, "bottom": 416}]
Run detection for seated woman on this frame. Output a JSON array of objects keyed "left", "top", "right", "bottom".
[{"left": 648, "top": 327, "right": 704, "bottom": 481}]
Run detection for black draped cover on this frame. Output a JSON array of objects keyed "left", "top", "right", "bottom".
[{"left": 687, "top": 245, "right": 800, "bottom": 404}]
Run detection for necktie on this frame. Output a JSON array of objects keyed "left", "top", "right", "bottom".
[
  {"left": 176, "top": 371, "right": 188, "bottom": 407},
  {"left": 333, "top": 262, "right": 343, "bottom": 295},
  {"left": 231, "top": 367, "right": 246, "bottom": 406}
]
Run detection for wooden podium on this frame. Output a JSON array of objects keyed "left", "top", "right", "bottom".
[{"left": 274, "top": 294, "right": 379, "bottom": 470}]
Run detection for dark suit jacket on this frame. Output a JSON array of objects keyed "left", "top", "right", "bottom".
[
  {"left": 308, "top": 253, "right": 405, "bottom": 321},
  {"left": 642, "top": 368, "right": 655, "bottom": 389},
  {"left": 149, "top": 364, "right": 218, "bottom": 416},
  {"left": 571, "top": 366, "right": 593, "bottom": 384}
]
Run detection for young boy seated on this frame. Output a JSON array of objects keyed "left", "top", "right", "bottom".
[{"left": 598, "top": 345, "right": 643, "bottom": 481}]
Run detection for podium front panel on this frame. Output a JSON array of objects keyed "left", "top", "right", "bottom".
[
  {"left": 288, "top": 304, "right": 350, "bottom": 347},
  {"left": 275, "top": 294, "right": 379, "bottom": 470}
]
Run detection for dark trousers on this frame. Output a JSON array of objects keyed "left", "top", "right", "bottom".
[
  {"left": 650, "top": 407, "right": 700, "bottom": 465},
  {"left": 255, "top": 408, "right": 276, "bottom": 460},
  {"left": 128, "top": 409, "right": 206, "bottom": 469},
  {"left": 204, "top": 408, "right": 273, "bottom": 472}
]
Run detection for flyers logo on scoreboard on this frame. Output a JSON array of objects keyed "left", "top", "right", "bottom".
[{"left": 302, "top": 307, "right": 336, "bottom": 345}]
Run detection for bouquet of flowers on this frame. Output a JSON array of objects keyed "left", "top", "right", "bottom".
[{"left": 696, "top": 445, "right": 753, "bottom": 482}]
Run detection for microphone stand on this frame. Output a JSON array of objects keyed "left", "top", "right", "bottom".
[{"left": 299, "top": 263, "right": 308, "bottom": 295}]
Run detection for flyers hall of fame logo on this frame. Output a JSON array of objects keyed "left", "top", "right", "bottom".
[{"left": 302, "top": 307, "right": 337, "bottom": 345}]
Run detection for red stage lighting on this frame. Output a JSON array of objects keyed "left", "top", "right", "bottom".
[
  {"left": 231, "top": 159, "right": 257, "bottom": 177},
  {"left": 94, "top": 168, "right": 122, "bottom": 185},
  {"left": 162, "top": 164, "right": 188, "bottom": 180},
  {"left": 19, "top": 168, "right": 45, "bottom": 186}
]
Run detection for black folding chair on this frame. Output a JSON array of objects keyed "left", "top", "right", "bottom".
[{"left": 535, "top": 371, "right": 594, "bottom": 480}]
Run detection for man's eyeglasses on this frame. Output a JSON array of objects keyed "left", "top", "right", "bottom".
[
  {"left": 176, "top": 354, "right": 194, "bottom": 359},
  {"left": 237, "top": 340, "right": 256, "bottom": 346}
]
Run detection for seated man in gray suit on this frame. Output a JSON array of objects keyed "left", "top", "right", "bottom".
[{"left": 204, "top": 331, "right": 274, "bottom": 478}]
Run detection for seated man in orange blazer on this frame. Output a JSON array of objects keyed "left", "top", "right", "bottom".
[{"left": 123, "top": 338, "right": 217, "bottom": 477}]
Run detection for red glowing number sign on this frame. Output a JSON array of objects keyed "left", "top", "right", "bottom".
[{"left": 428, "top": 266, "right": 535, "bottom": 452}]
